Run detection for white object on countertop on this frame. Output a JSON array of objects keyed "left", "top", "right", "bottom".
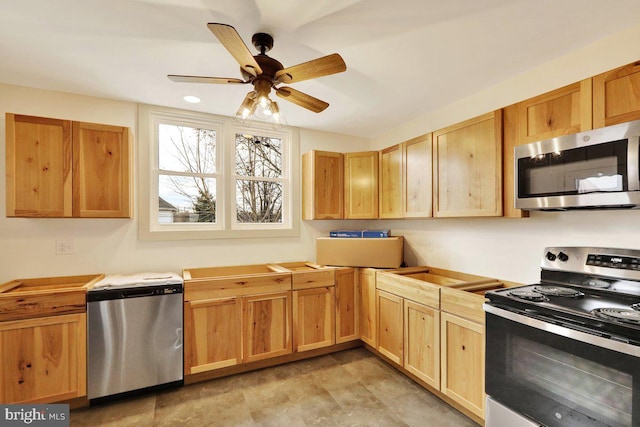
[{"left": 91, "top": 272, "right": 183, "bottom": 290}]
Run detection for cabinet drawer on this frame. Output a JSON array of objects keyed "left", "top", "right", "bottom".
[
  {"left": 184, "top": 273, "right": 291, "bottom": 301},
  {"left": 440, "top": 282, "right": 504, "bottom": 324},
  {"left": 376, "top": 271, "right": 440, "bottom": 308}
]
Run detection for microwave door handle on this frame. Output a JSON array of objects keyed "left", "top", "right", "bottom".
[{"left": 628, "top": 136, "right": 640, "bottom": 191}]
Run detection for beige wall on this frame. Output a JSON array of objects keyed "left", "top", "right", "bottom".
[
  {"left": 369, "top": 22, "right": 640, "bottom": 284},
  {"left": 0, "top": 83, "right": 369, "bottom": 282},
  {"left": 2, "top": 22, "right": 640, "bottom": 284}
]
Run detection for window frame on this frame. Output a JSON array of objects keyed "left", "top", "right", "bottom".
[
  {"left": 138, "top": 104, "right": 300, "bottom": 240},
  {"left": 230, "top": 126, "right": 290, "bottom": 230}
]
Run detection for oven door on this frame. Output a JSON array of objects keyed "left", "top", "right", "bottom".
[{"left": 485, "top": 305, "right": 640, "bottom": 427}]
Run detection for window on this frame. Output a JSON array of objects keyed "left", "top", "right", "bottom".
[{"left": 139, "top": 105, "right": 299, "bottom": 240}]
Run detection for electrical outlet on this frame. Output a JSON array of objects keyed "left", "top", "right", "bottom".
[{"left": 56, "top": 239, "right": 74, "bottom": 255}]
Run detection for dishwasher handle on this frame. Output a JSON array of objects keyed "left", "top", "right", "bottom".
[{"left": 87, "top": 283, "right": 183, "bottom": 302}]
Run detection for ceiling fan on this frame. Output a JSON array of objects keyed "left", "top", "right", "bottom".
[{"left": 168, "top": 23, "right": 347, "bottom": 120}]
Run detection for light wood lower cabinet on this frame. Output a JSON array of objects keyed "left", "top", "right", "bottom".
[
  {"left": 0, "top": 313, "right": 86, "bottom": 404},
  {"left": 376, "top": 289, "right": 403, "bottom": 365},
  {"left": 358, "top": 268, "right": 377, "bottom": 347},
  {"left": 243, "top": 292, "right": 292, "bottom": 363},
  {"left": 440, "top": 311, "right": 485, "bottom": 418},
  {"left": 404, "top": 300, "right": 440, "bottom": 389},
  {"left": 293, "top": 286, "right": 335, "bottom": 352},
  {"left": 335, "top": 267, "right": 359, "bottom": 343},
  {"left": 184, "top": 298, "right": 242, "bottom": 374}
]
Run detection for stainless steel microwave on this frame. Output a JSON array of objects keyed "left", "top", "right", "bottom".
[{"left": 515, "top": 120, "right": 640, "bottom": 210}]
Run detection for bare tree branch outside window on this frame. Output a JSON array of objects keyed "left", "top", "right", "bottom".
[
  {"left": 158, "top": 124, "right": 217, "bottom": 223},
  {"left": 235, "top": 134, "right": 283, "bottom": 223},
  {"left": 157, "top": 125, "right": 285, "bottom": 225}
]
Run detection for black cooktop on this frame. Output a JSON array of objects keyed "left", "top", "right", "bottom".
[{"left": 485, "top": 247, "right": 640, "bottom": 342}]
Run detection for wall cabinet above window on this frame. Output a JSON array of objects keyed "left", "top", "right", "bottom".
[{"left": 5, "top": 113, "right": 131, "bottom": 218}]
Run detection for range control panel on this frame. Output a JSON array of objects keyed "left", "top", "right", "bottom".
[
  {"left": 541, "top": 247, "right": 640, "bottom": 281},
  {"left": 586, "top": 254, "right": 640, "bottom": 270}
]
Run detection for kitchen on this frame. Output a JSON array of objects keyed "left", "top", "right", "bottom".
[{"left": 2, "top": 1, "right": 640, "bottom": 426}]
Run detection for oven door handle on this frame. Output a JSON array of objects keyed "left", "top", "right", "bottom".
[{"left": 484, "top": 304, "right": 640, "bottom": 357}]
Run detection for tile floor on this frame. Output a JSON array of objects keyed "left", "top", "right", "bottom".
[{"left": 71, "top": 348, "right": 478, "bottom": 426}]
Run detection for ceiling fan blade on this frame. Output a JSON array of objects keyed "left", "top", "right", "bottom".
[
  {"left": 168, "top": 75, "right": 247, "bottom": 84},
  {"left": 207, "top": 23, "right": 262, "bottom": 76},
  {"left": 275, "top": 53, "right": 346, "bottom": 84},
  {"left": 276, "top": 87, "right": 329, "bottom": 113}
]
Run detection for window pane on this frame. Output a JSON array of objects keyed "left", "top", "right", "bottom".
[
  {"left": 158, "top": 174, "right": 216, "bottom": 223},
  {"left": 235, "top": 134, "right": 282, "bottom": 178},
  {"left": 236, "top": 179, "right": 282, "bottom": 223},
  {"left": 159, "top": 124, "right": 216, "bottom": 174}
]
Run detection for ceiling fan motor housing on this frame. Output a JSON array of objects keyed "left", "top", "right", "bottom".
[{"left": 241, "top": 54, "right": 284, "bottom": 82}]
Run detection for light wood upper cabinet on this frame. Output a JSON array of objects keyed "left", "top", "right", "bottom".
[
  {"left": 379, "top": 144, "right": 403, "bottom": 219},
  {"left": 301, "top": 150, "right": 344, "bottom": 220},
  {"left": 516, "top": 79, "right": 592, "bottom": 144},
  {"left": 0, "top": 313, "right": 86, "bottom": 404},
  {"left": 293, "top": 286, "right": 335, "bottom": 352},
  {"left": 72, "top": 121, "right": 131, "bottom": 218},
  {"left": 6, "top": 113, "right": 131, "bottom": 218},
  {"left": 403, "top": 134, "right": 433, "bottom": 218},
  {"left": 359, "top": 268, "right": 377, "bottom": 347},
  {"left": 433, "top": 111, "right": 503, "bottom": 217},
  {"left": 502, "top": 105, "right": 529, "bottom": 219},
  {"left": 593, "top": 60, "right": 640, "bottom": 128},
  {"left": 184, "top": 298, "right": 242, "bottom": 375},
  {"left": 6, "top": 115, "right": 72, "bottom": 217},
  {"left": 440, "top": 311, "right": 485, "bottom": 419},
  {"left": 335, "top": 267, "right": 359, "bottom": 343},
  {"left": 344, "top": 151, "right": 379, "bottom": 219}
]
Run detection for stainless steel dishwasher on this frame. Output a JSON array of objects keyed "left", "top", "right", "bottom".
[{"left": 87, "top": 273, "right": 183, "bottom": 402}]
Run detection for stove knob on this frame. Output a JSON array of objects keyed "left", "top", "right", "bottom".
[
  {"left": 546, "top": 251, "right": 557, "bottom": 261},
  {"left": 558, "top": 252, "right": 569, "bottom": 262}
]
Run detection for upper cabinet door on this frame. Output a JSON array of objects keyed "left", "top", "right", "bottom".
[
  {"left": 72, "top": 121, "right": 131, "bottom": 218},
  {"left": 433, "top": 111, "right": 503, "bottom": 218},
  {"left": 402, "top": 134, "right": 432, "bottom": 218},
  {"left": 516, "top": 79, "right": 592, "bottom": 144},
  {"left": 6, "top": 114, "right": 72, "bottom": 217},
  {"left": 344, "top": 151, "right": 379, "bottom": 219},
  {"left": 379, "top": 144, "right": 403, "bottom": 219},
  {"left": 593, "top": 60, "right": 640, "bottom": 128},
  {"left": 302, "top": 150, "right": 344, "bottom": 220}
]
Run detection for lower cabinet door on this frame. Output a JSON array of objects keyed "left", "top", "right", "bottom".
[
  {"left": 184, "top": 298, "right": 242, "bottom": 374},
  {"left": 243, "top": 292, "right": 292, "bottom": 363},
  {"left": 359, "top": 269, "right": 377, "bottom": 347},
  {"left": 376, "top": 290, "right": 403, "bottom": 365},
  {"left": 404, "top": 300, "right": 440, "bottom": 389},
  {"left": 335, "top": 267, "right": 359, "bottom": 343},
  {"left": 293, "top": 287, "right": 335, "bottom": 352},
  {"left": 440, "top": 312, "right": 485, "bottom": 418},
  {"left": 0, "top": 313, "right": 86, "bottom": 403}
]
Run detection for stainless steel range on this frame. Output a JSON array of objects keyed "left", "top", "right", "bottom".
[{"left": 484, "top": 247, "right": 640, "bottom": 427}]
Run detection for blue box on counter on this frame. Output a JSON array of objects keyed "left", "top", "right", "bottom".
[
  {"left": 330, "top": 230, "right": 363, "bottom": 238},
  {"left": 362, "top": 229, "right": 391, "bottom": 238}
]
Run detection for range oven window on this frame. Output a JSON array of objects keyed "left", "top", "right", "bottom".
[
  {"left": 517, "top": 139, "right": 628, "bottom": 198},
  {"left": 486, "top": 312, "right": 639, "bottom": 427}
]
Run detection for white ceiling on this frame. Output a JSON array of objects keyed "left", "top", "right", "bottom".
[{"left": 2, "top": 0, "right": 640, "bottom": 138}]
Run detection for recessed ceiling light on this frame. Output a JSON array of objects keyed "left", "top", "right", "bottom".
[{"left": 183, "top": 95, "right": 201, "bottom": 103}]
